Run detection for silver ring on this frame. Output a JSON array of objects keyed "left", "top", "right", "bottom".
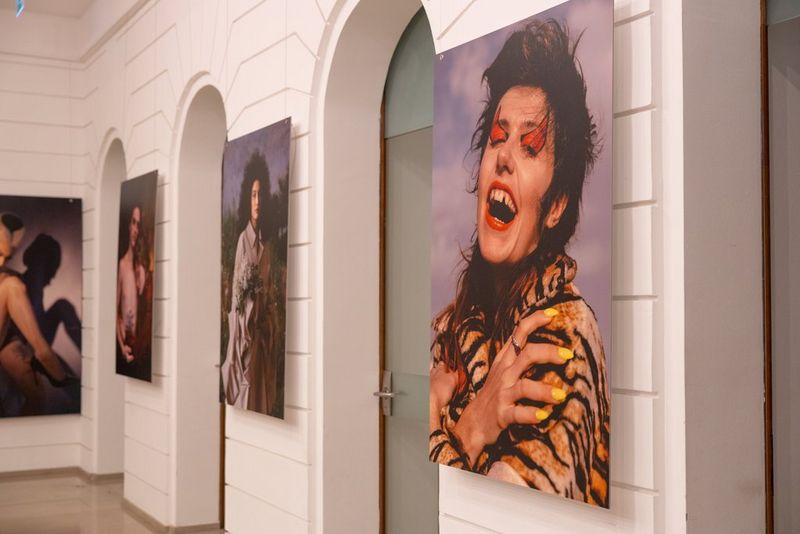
[{"left": 511, "top": 335, "right": 523, "bottom": 355}]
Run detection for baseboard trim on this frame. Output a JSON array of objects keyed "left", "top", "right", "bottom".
[
  {"left": 121, "top": 498, "right": 220, "bottom": 533},
  {"left": 78, "top": 468, "right": 124, "bottom": 484},
  {"left": 0, "top": 465, "right": 125, "bottom": 483},
  {"left": 171, "top": 523, "right": 222, "bottom": 533},
  {"left": 0, "top": 466, "right": 81, "bottom": 481}
]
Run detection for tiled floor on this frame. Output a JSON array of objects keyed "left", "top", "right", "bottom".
[{"left": 0, "top": 474, "right": 222, "bottom": 534}]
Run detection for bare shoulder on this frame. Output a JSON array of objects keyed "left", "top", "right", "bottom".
[{"left": 0, "top": 271, "right": 24, "bottom": 293}]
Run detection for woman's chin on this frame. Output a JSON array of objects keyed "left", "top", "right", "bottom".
[{"left": 478, "top": 231, "right": 517, "bottom": 266}]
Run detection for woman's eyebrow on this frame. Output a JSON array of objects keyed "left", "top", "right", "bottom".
[
  {"left": 520, "top": 111, "right": 550, "bottom": 135},
  {"left": 522, "top": 116, "right": 546, "bottom": 130}
]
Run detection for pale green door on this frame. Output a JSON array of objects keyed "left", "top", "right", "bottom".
[{"left": 381, "top": 8, "right": 437, "bottom": 534}]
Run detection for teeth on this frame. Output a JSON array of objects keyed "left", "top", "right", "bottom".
[{"left": 489, "top": 188, "right": 517, "bottom": 214}]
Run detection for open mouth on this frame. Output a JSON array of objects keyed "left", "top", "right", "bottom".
[{"left": 485, "top": 182, "right": 517, "bottom": 231}]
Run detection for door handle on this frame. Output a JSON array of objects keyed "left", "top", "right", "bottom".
[{"left": 375, "top": 370, "right": 393, "bottom": 416}]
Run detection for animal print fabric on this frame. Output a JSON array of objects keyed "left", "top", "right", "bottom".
[{"left": 429, "top": 254, "right": 610, "bottom": 507}]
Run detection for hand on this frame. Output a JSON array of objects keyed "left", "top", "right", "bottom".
[
  {"left": 430, "top": 362, "right": 458, "bottom": 430},
  {"left": 451, "top": 308, "right": 573, "bottom": 467},
  {"left": 122, "top": 344, "right": 134, "bottom": 363}
]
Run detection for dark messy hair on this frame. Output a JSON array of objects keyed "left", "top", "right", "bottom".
[
  {"left": 237, "top": 152, "right": 271, "bottom": 238},
  {"left": 441, "top": 19, "right": 599, "bottom": 382}
]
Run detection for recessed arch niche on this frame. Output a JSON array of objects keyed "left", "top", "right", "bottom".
[
  {"left": 173, "top": 82, "right": 226, "bottom": 527},
  {"left": 317, "top": 0, "right": 432, "bottom": 531},
  {"left": 95, "top": 135, "right": 127, "bottom": 474}
]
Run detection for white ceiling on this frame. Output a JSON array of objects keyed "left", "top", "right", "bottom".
[{"left": 16, "top": 0, "right": 94, "bottom": 18}]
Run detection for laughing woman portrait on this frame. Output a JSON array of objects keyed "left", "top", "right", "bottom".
[{"left": 429, "top": 20, "right": 610, "bottom": 507}]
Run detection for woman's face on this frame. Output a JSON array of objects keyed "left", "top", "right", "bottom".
[
  {"left": 128, "top": 206, "right": 141, "bottom": 249},
  {"left": 250, "top": 179, "right": 261, "bottom": 227},
  {"left": 476, "top": 85, "right": 562, "bottom": 266}
]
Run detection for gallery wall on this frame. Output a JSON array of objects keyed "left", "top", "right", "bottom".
[
  {"left": 0, "top": 47, "right": 88, "bottom": 470},
  {"left": 0, "top": 0, "right": 687, "bottom": 533},
  {"left": 319, "top": 1, "right": 684, "bottom": 533}
]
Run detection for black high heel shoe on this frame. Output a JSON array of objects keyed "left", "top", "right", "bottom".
[{"left": 31, "top": 355, "right": 79, "bottom": 388}]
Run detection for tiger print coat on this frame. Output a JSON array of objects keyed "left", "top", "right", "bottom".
[{"left": 429, "top": 254, "right": 610, "bottom": 507}]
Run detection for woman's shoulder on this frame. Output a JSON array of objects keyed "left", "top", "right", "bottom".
[
  {"left": 540, "top": 285, "right": 604, "bottom": 353},
  {"left": 0, "top": 266, "right": 22, "bottom": 279}
]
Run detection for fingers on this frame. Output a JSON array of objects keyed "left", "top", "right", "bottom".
[
  {"left": 513, "top": 378, "right": 568, "bottom": 405},
  {"left": 507, "top": 405, "right": 552, "bottom": 426},
  {"left": 510, "top": 343, "right": 574, "bottom": 376},
  {"left": 496, "top": 307, "right": 560, "bottom": 366},
  {"left": 514, "top": 308, "right": 560, "bottom": 345}
]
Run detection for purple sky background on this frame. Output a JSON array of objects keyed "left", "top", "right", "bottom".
[
  {"left": 432, "top": 0, "right": 613, "bottom": 349},
  {"left": 222, "top": 118, "right": 291, "bottom": 214}
]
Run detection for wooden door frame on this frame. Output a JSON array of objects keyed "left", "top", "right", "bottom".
[
  {"left": 379, "top": 96, "right": 388, "bottom": 534},
  {"left": 760, "top": 0, "right": 774, "bottom": 532},
  {"left": 220, "top": 402, "right": 226, "bottom": 528}
]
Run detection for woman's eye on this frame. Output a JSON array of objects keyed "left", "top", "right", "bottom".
[
  {"left": 489, "top": 122, "right": 506, "bottom": 146},
  {"left": 521, "top": 126, "right": 546, "bottom": 157}
]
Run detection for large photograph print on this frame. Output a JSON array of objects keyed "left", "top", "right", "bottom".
[
  {"left": 116, "top": 171, "right": 157, "bottom": 382},
  {"left": 220, "top": 118, "right": 290, "bottom": 419},
  {"left": 429, "top": 0, "right": 612, "bottom": 507},
  {"left": 0, "top": 196, "right": 82, "bottom": 417}
]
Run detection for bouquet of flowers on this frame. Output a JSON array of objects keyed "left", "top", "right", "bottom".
[{"left": 235, "top": 261, "right": 264, "bottom": 315}]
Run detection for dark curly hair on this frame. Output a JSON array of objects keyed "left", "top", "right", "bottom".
[
  {"left": 441, "top": 19, "right": 599, "bottom": 381},
  {"left": 237, "top": 152, "right": 271, "bottom": 237}
]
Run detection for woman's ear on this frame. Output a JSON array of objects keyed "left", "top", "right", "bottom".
[{"left": 545, "top": 195, "right": 568, "bottom": 229}]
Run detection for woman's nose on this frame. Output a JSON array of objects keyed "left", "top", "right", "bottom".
[{"left": 495, "top": 143, "right": 515, "bottom": 175}]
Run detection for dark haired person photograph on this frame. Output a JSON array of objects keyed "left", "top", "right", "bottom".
[
  {"left": 220, "top": 118, "right": 290, "bottom": 418},
  {"left": 429, "top": 0, "right": 612, "bottom": 507},
  {"left": 0, "top": 197, "right": 82, "bottom": 417},
  {"left": 116, "top": 172, "right": 157, "bottom": 382}
]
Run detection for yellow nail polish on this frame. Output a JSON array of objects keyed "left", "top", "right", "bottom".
[
  {"left": 535, "top": 409, "right": 550, "bottom": 421},
  {"left": 552, "top": 387, "right": 567, "bottom": 402},
  {"left": 558, "top": 347, "right": 574, "bottom": 361},
  {"left": 544, "top": 308, "right": 559, "bottom": 318}
]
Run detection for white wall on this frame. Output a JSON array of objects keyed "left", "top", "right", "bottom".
[
  {"left": 0, "top": 47, "right": 89, "bottom": 472},
  {"left": 683, "top": 0, "right": 765, "bottom": 532},
  {"left": 0, "top": 0, "right": 694, "bottom": 532}
]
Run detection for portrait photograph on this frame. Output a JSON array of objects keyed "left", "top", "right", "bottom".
[
  {"left": 0, "top": 196, "right": 82, "bottom": 417},
  {"left": 429, "top": 0, "right": 613, "bottom": 507},
  {"left": 116, "top": 171, "right": 157, "bottom": 382},
  {"left": 220, "top": 118, "right": 290, "bottom": 419}
]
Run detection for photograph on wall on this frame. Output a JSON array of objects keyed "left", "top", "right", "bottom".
[
  {"left": 429, "top": 0, "right": 613, "bottom": 507},
  {"left": 116, "top": 171, "right": 157, "bottom": 382},
  {"left": 220, "top": 118, "right": 290, "bottom": 419},
  {"left": 0, "top": 196, "right": 82, "bottom": 417}
]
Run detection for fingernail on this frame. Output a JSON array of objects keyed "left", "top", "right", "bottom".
[
  {"left": 551, "top": 387, "right": 567, "bottom": 402},
  {"left": 544, "top": 308, "right": 559, "bottom": 318},
  {"left": 558, "top": 347, "right": 574, "bottom": 360},
  {"left": 535, "top": 409, "right": 550, "bottom": 421}
]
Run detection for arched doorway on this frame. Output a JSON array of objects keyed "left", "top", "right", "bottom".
[
  {"left": 380, "top": 8, "right": 435, "bottom": 533},
  {"left": 173, "top": 83, "right": 226, "bottom": 527},
  {"left": 318, "top": 0, "right": 434, "bottom": 531},
  {"left": 95, "top": 136, "right": 127, "bottom": 474}
]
